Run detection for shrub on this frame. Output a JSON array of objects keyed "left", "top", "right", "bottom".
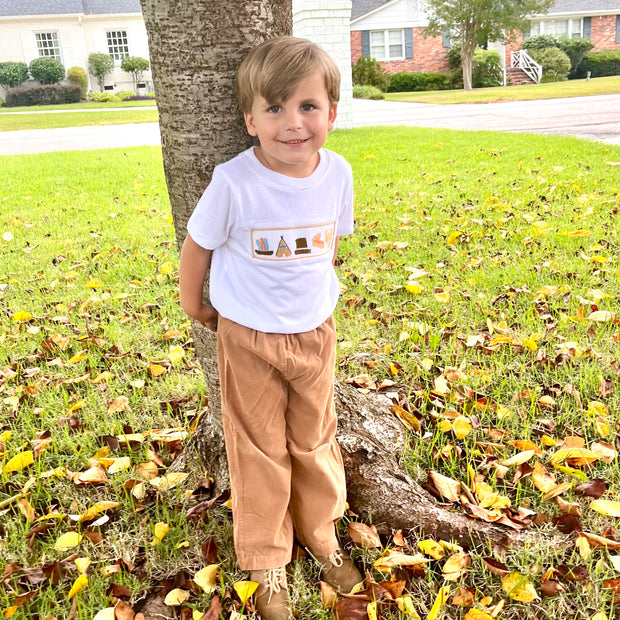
[
  {"left": 0, "top": 61, "right": 29, "bottom": 88},
  {"left": 352, "top": 84, "right": 385, "bottom": 99},
  {"left": 528, "top": 47, "right": 571, "bottom": 82},
  {"left": 67, "top": 66, "right": 88, "bottom": 98},
  {"left": 5, "top": 83, "right": 80, "bottom": 106},
  {"left": 557, "top": 37, "right": 594, "bottom": 77},
  {"left": 114, "top": 90, "right": 136, "bottom": 100},
  {"left": 577, "top": 49, "right": 620, "bottom": 78},
  {"left": 120, "top": 56, "right": 150, "bottom": 91},
  {"left": 125, "top": 95, "right": 156, "bottom": 101},
  {"left": 29, "top": 57, "right": 64, "bottom": 84},
  {"left": 387, "top": 71, "right": 449, "bottom": 92},
  {"left": 145, "top": 90, "right": 156, "bottom": 99},
  {"left": 88, "top": 52, "right": 114, "bottom": 90},
  {"left": 445, "top": 45, "right": 502, "bottom": 88},
  {"left": 522, "top": 34, "right": 560, "bottom": 50},
  {"left": 0, "top": 97, "right": 3, "bottom": 108},
  {"left": 88, "top": 90, "right": 122, "bottom": 102},
  {"left": 351, "top": 56, "right": 391, "bottom": 92}
]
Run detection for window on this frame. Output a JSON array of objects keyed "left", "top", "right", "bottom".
[
  {"left": 529, "top": 18, "right": 582, "bottom": 38},
  {"left": 35, "top": 32, "right": 61, "bottom": 60},
  {"left": 107, "top": 30, "right": 129, "bottom": 61},
  {"left": 369, "top": 30, "right": 405, "bottom": 61}
]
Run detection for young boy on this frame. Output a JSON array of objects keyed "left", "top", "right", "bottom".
[{"left": 178, "top": 37, "right": 362, "bottom": 620}]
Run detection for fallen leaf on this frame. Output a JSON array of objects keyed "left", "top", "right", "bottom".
[
  {"left": 4, "top": 451, "right": 34, "bottom": 473},
  {"left": 442, "top": 551, "right": 471, "bottom": 580},
  {"left": 464, "top": 610, "right": 494, "bottom": 620},
  {"left": 428, "top": 585, "right": 450, "bottom": 620},
  {"left": 501, "top": 571, "right": 538, "bottom": 602},
  {"left": 164, "top": 588, "right": 190, "bottom": 606},
  {"left": 550, "top": 447, "right": 599, "bottom": 467},
  {"left": 54, "top": 531, "right": 83, "bottom": 552},
  {"left": 67, "top": 574, "right": 88, "bottom": 599},
  {"left": 453, "top": 416, "right": 472, "bottom": 439},
  {"left": 233, "top": 580, "right": 258, "bottom": 604},
  {"left": 590, "top": 500, "right": 620, "bottom": 517},
  {"left": 531, "top": 462, "right": 556, "bottom": 493},
  {"left": 75, "top": 501, "right": 119, "bottom": 522},
  {"left": 373, "top": 550, "right": 429, "bottom": 570},
  {"left": 92, "top": 608, "right": 115, "bottom": 620},
  {"left": 501, "top": 450, "right": 535, "bottom": 467},
  {"left": 418, "top": 539, "right": 445, "bottom": 560},
  {"left": 587, "top": 310, "right": 615, "bottom": 322},
  {"left": 149, "top": 472, "right": 189, "bottom": 491},
  {"left": 194, "top": 565, "right": 220, "bottom": 593},
  {"left": 575, "top": 479, "right": 607, "bottom": 499},
  {"left": 348, "top": 522, "right": 381, "bottom": 548},
  {"left": 429, "top": 471, "right": 461, "bottom": 502},
  {"left": 152, "top": 522, "right": 169, "bottom": 546}
]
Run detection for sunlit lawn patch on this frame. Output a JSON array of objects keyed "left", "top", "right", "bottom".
[{"left": 1, "top": 128, "right": 619, "bottom": 618}]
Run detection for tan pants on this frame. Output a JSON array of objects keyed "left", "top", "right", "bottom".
[{"left": 217, "top": 315, "right": 346, "bottom": 570}]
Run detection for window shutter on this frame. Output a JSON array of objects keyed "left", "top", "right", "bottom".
[
  {"left": 584, "top": 16, "right": 592, "bottom": 40},
  {"left": 361, "top": 30, "right": 370, "bottom": 57},
  {"left": 442, "top": 29, "right": 451, "bottom": 47},
  {"left": 404, "top": 27, "right": 413, "bottom": 58},
  {"left": 616, "top": 15, "right": 620, "bottom": 44}
]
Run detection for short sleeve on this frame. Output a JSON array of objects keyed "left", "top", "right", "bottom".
[{"left": 187, "top": 167, "right": 233, "bottom": 250}]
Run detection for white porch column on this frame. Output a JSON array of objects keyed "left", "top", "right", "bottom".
[{"left": 293, "top": 0, "right": 353, "bottom": 129}]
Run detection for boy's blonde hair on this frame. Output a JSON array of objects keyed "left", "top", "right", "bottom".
[{"left": 236, "top": 37, "right": 341, "bottom": 113}]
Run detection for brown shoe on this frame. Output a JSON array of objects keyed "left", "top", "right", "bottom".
[
  {"left": 249, "top": 567, "right": 293, "bottom": 620},
  {"left": 315, "top": 546, "right": 363, "bottom": 594}
]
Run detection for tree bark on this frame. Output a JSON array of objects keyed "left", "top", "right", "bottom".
[{"left": 140, "top": 0, "right": 552, "bottom": 562}]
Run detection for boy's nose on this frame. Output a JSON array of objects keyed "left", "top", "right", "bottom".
[{"left": 284, "top": 110, "right": 302, "bottom": 130}]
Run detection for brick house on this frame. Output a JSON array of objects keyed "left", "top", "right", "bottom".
[
  {"left": 351, "top": 0, "right": 620, "bottom": 74},
  {"left": 0, "top": 0, "right": 153, "bottom": 93}
]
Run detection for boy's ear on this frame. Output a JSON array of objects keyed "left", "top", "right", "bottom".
[
  {"left": 243, "top": 111, "right": 258, "bottom": 137},
  {"left": 327, "top": 102, "right": 338, "bottom": 131}
]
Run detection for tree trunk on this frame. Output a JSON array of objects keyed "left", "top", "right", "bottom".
[
  {"left": 460, "top": 22, "right": 477, "bottom": 91},
  {"left": 140, "top": 0, "right": 554, "bottom": 564}
]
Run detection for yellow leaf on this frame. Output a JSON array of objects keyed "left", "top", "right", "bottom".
[
  {"left": 452, "top": 416, "right": 472, "bottom": 440},
  {"left": 465, "top": 611, "right": 494, "bottom": 620},
  {"left": 522, "top": 336, "right": 538, "bottom": 351},
  {"left": 105, "top": 457, "right": 131, "bottom": 474},
  {"left": 92, "top": 609, "right": 116, "bottom": 620},
  {"left": 149, "top": 472, "right": 189, "bottom": 491},
  {"left": 438, "top": 420, "right": 453, "bottom": 433},
  {"left": 54, "top": 531, "right": 83, "bottom": 552},
  {"left": 86, "top": 278, "right": 103, "bottom": 289},
  {"left": 550, "top": 447, "right": 599, "bottom": 466},
  {"left": 531, "top": 462, "right": 557, "bottom": 493},
  {"left": 588, "top": 310, "right": 615, "bottom": 322},
  {"left": 67, "top": 574, "right": 88, "bottom": 600},
  {"left": 107, "top": 396, "right": 131, "bottom": 414},
  {"left": 152, "top": 522, "right": 169, "bottom": 546},
  {"left": 74, "top": 557, "right": 91, "bottom": 574},
  {"left": 77, "top": 501, "right": 119, "bottom": 523},
  {"left": 373, "top": 550, "right": 429, "bottom": 570},
  {"left": 395, "top": 596, "right": 420, "bottom": 618},
  {"left": 149, "top": 364, "right": 167, "bottom": 377},
  {"left": 501, "top": 571, "right": 538, "bottom": 602},
  {"left": 234, "top": 580, "right": 259, "bottom": 604},
  {"left": 13, "top": 311, "right": 33, "bottom": 322},
  {"left": 609, "top": 556, "right": 620, "bottom": 572},
  {"left": 446, "top": 231, "right": 463, "bottom": 246},
  {"left": 501, "top": 450, "right": 535, "bottom": 467},
  {"left": 164, "top": 588, "right": 190, "bottom": 606},
  {"left": 428, "top": 585, "right": 450, "bottom": 620},
  {"left": 429, "top": 471, "right": 461, "bottom": 503},
  {"left": 168, "top": 346, "right": 185, "bottom": 364},
  {"left": 418, "top": 539, "right": 445, "bottom": 560},
  {"left": 434, "top": 291, "right": 451, "bottom": 304},
  {"left": 194, "top": 565, "right": 220, "bottom": 593},
  {"left": 561, "top": 229, "right": 590, "bottom": 237},
  {"left": 367, "top": 601, "right": 378, "bottom": 620},
  {"left": 4, "top": 451, "right": 34, "bottom": 473},
  {"left": 406, "top": 283, "right": 424, "bottom": 294},
  {"left": 590, "top": 500, "right": 620, "bottom": 517},
  {"left": 193, "top": 612, "right": 206, "bottom": 620},
  {"left": 442, "top": 551, "right": 471, "bottom": 580},
  {"left": 68, "top": 350, "right": 88, "bottom": 364}
]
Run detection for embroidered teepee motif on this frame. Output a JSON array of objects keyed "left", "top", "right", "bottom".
[{"left": 276, "top": 236, "right": 292, "bottom": 257}]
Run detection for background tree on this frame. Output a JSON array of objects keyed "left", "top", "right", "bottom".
[
  {"left": 28, "top": 57, "right": 64, "bottom": 84},
  {"left": 139, "top": 0, "right": 549, "bottom": 553},
  {"left": 120, "top": 55, "right": 150, "bottom": 91},
  {"left": 88, "top": 52, "right": 114, "bottom": 90},
  {"left": 424, "top": 0, "right": 554, "bottom": 91},
  {"left": 0, "top": 61, "right": 28, "bottom": 89}
]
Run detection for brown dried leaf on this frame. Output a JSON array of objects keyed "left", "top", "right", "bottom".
[
  {"left": 429, "top": 470, "right": 460, "bottom": 503},
  {"left": 575, "top": 479, "right": 607, "bottom": 499},
  {"left": 348, "top": 522, "right": 381, "bottom": 548}
]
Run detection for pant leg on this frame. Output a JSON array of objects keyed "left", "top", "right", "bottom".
[
  {"left": 284, "top": 316, "right": 346, "bottom": 557},
  {"left": 217, "top": 317, "right": 293, "bottom": 571}
]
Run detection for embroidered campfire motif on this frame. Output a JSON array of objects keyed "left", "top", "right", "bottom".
[{"left": 251, "top": 223, "right": 336, "bottom": 261}]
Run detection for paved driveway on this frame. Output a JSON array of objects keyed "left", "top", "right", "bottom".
[{"left": 0, "top": 94, "right": 619, "bottom": 155}]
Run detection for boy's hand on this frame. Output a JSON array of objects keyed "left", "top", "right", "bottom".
[{"left": 196, "top": 303, "right": 219, "bottom": 331}]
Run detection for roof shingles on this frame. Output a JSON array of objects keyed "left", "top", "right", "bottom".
[{"left": 0, "top": 0, "right": 141, "bottom": 16}]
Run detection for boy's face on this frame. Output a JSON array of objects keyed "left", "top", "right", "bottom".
[{"left": 243, "top": 72, "right": 338, "bottom": 178}]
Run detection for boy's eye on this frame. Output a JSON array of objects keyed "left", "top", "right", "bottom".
[
  {"left": 267, "top": 105, "right": 281, "bottom": 113},
  {"left": 301, "top": 103, "right": 315, "bottom": 112}
]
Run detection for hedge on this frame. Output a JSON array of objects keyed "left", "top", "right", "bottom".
[
  {"left": 5, "top": 83, "right": 81, "bottom": 107},
  {"left": 576, "top": 49, "right": 620, "bottom": 78},
  {"left": 387, "top": 71, "right": 450, "bottom": 92}
]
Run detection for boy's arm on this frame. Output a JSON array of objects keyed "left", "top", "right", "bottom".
[{"left": 179, "top": 234, "right": 219, "bottom": 331}]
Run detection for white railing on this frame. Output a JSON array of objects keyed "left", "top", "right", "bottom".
[{"left": 510, "top": 50, "right": 542, "bottom": 83}]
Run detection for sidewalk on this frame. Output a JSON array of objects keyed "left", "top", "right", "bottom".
[{"left": 1, "top": 95, "right": 619, "bottom": 155}]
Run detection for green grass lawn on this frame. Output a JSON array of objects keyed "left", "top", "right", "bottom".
[
  {"left": 0, "top": 109, "right": 159, "bottom": 132},
  {"left": 0, "top": 99, "right": 157, "bottom": 113},
  {"left": 384, "top": 75, "right": 620, "bottom": 104},
  {"left": 1, "top": 129, "right": 619, "bottom": 619}
]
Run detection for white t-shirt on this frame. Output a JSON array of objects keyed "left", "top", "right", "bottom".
[{"left": 187, "top": 147, "right": 354, "bottom": 334}]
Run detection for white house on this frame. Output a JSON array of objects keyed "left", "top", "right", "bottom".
[
  {"left": 0, "top": 0, "right": 152, "bottom": 93},
  {"left": 0, "top": 0, "right": 354, "bottom": 126}
]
